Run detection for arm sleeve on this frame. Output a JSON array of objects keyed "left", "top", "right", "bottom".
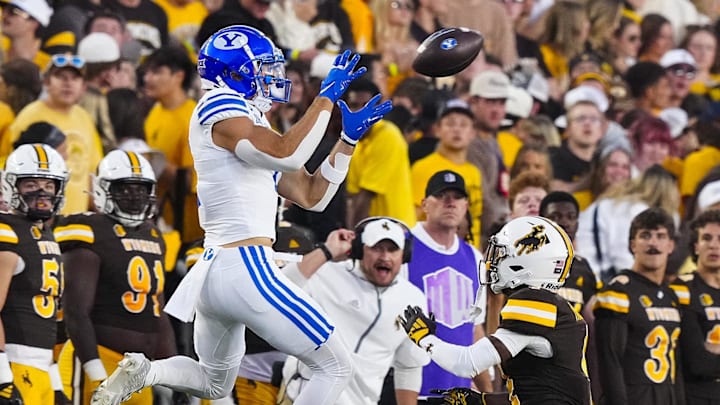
[
  {"left": 422, "top": 335, "right": 501, "bottom": 379},
  {"left": 422, "top": 328, "right": 551, "bottom": 378}
]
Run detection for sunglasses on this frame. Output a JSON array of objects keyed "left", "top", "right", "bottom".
[
  {"left": 51, "top": 54, "right": 86, "bottom": 69},
  {"left": 4, "top": 5, "right": 30, "bottom": 19},
  {"left": 390, "top": 1, "right": 415, "bottom": 11},
  {"left": 669, "top": 67, "right": 697, "bottom": 80}
]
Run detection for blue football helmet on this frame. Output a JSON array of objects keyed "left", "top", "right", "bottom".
[{"left": 198, "top": 25, "right": 292, "bottom": 104}]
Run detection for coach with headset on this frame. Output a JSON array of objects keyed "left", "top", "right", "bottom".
[{"left": 278, "top": 217, "right": 429, "bottom": 405}]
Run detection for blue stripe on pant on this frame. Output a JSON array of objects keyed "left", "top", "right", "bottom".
[{"left": 239, "top": 246, "right": 332, "bottom": 347}]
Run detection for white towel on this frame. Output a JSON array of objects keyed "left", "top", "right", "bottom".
[{"left": 164, "top": 247, "right": 217, "bottom": 322}]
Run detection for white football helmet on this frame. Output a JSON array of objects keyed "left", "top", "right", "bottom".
[
  {"left": 483, "top": 216, "right": 574, "bottom": 294},
  {"left": 3, "top": 143, "right": 68, "bottom": 220},
  {"left": 93, "top": 150, "right": 156, "bottom": 227}
]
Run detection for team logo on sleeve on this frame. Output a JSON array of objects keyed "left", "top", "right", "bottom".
[
  {"left": 113, "top": 224, "right": 127, "bottom": 238},
  {"left": 514, "top": 224, "right": 549, "bottom": 255}
]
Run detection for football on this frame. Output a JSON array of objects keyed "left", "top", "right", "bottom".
[{"left": 412, "top": 27, "right": 484, "bottom": 77}]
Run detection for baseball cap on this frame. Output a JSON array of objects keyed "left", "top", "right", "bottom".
[
  {"left": 425, "top": 170, "right": 468, "bottom": 197},
  {"left": 659, "top": 107, "right": 689, "bottom": 139},
  {"left": 564, "top": 85, "right": 609, "bottom": 112},
  {"left": 470, "top": 70, "right": 510, "bottom": 99},
  {"left": 555, "top": 85, "right": 609, "bottom": 128},
  {"left": 2, "top": 0, "right": 53, "bottom": 26},
  {"left": 526, "top": 72, "right": 549, "bottom": 103},
  {"left": 569, "top": 52, "right": 602, "bottom": 73},
  {"left": 502, "top": 86, "right": 533, "bottom": 127},
  {"left": 698, "top": 180, "right": 720, "bottom": 212},
  {"left": 572, "top": 72, "right": 610, "bottom": 93},
  {"left": 660, "top": 49, "right": 697, "bottom": 69},
  {"left": 78, "top": 33, "right": 121, "bottom": 63},
  {"left": 439, "top": 98, "right": 474, "bottom": 120},
  {"left": 361, "top": 218, "right": 406, "bottom": 248}
]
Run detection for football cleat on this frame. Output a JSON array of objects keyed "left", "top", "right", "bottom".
[{"left": 90, "top": 353, "right": 150, "bottom": 405}]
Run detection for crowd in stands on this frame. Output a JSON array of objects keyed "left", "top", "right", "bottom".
[{"left": 3, "top": 0, "right": 720, "bottom": 403}]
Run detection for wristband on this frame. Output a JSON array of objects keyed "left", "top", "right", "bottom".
[
  {"left": 340, "top": 131, "right": 357, "bottom": 147},
  {"left": 319, "top": 156, "right": 346, "bottom": 184},
  {"left": 83, "top": 358, "right": 108, "bottom": 381},
  {"left": 315, "top": 243, "right": 333, "bottom": 261},
  {"left": 291, "top": 49, "right": 300, "bottom": 61},
  {"left": 0, "top": 353, "right": 12, "bottom": 384}
]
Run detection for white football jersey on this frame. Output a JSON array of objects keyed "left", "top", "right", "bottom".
[{"left": 189, "top": 87, "right": 281, "bottom": 246}]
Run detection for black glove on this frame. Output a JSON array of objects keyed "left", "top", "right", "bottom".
[
  {"left": 54, "top": 390, "right": 70, "bottom": 405},
  {"left": 172, "top": 390, "right": 190, "bottom": 405},
  {"left": 398, "top": 305, "right": 436, "bottom": 347},
  {"left": 429, "top": 388, "right": 486, "bottom": 405},
  {"left": 0, "top": 382, "right": 23, "bottom": 405}
]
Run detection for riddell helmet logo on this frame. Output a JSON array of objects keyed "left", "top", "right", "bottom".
[
  {"left": 514, "top": 224, "right": 549, "bottom": 255},
  {"left": 213, "top": 32, "right": 248, "bottom": 50}
]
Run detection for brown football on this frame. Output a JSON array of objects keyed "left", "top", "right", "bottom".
[{"left": 412, "top": 27, "right": 484, "bottom": 77}]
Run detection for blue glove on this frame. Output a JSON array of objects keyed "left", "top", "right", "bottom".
[
  {"left": 337, "top": 94, "right": 393, "bottom": 146},
  {"left": 319, "top": 50, "right": 367, "bottom": 103}
]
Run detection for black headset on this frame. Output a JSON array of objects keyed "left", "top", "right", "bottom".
[{"left": 349, "top": 216, "right": 413, "bottom": 264}]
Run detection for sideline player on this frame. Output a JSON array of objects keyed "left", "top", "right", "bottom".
[
  {"left": 671, "top": 209, "right": 720, "bottom": 405},
  {"left": 0, "top": 144, "right": 69, "bottom": 404},
  {"left": 399, "top": 216, "right": 592, "bottom": 405},
  {"left": 92, "top": 25, "right": 391, "bottom": 405},
  {"left": 594, "top": 208, "right": 684, "bottom": 405},
  {"left": 55, "top": 150, "right": 174, "bottom": 404}
]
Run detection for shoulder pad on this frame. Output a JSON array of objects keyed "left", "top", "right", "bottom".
[
  {"left": 669, "top": 283, "right": 690, "bottom": 306},
  {"left": 197, "top": 89, "right": 251, "bottom": 126},
  {"left": 594, "top": 289, "right": 630, "bottom": 314},
  {"left": 54, "top": 214, "right": 97, "bottom": 244},
  {"left": 0, "top": 222, "right": 19, "bottom": 245},
  {"left": 502, "top": 288, "right": 558, "bottom": 328}
]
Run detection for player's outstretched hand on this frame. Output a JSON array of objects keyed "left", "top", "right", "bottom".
[
  {"left": 319, "top": 50, "right": 367, "bottom": 103},
  {"left": 337, "top": 94, "right": 393, "bottom": 146},
  {"left": 397, "top": 305, "right": 436, "bottom": 347},
  {"left": 428, "top": 388, "right": 486, "bottom": 405},
  {"left": 0, "top": 382, "right": 23, "bottom": 405}
]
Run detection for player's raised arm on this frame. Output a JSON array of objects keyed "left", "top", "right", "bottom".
[
  {"left": 210, "top": 47, "right": 365, "bottom": 172},
  {"left": 278, "top": 93, "right": 392, "bottom": 211}
]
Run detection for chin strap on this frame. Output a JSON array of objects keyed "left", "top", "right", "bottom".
[{"left": 252, "top": 96, "right": 272, "bottom": 113}]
